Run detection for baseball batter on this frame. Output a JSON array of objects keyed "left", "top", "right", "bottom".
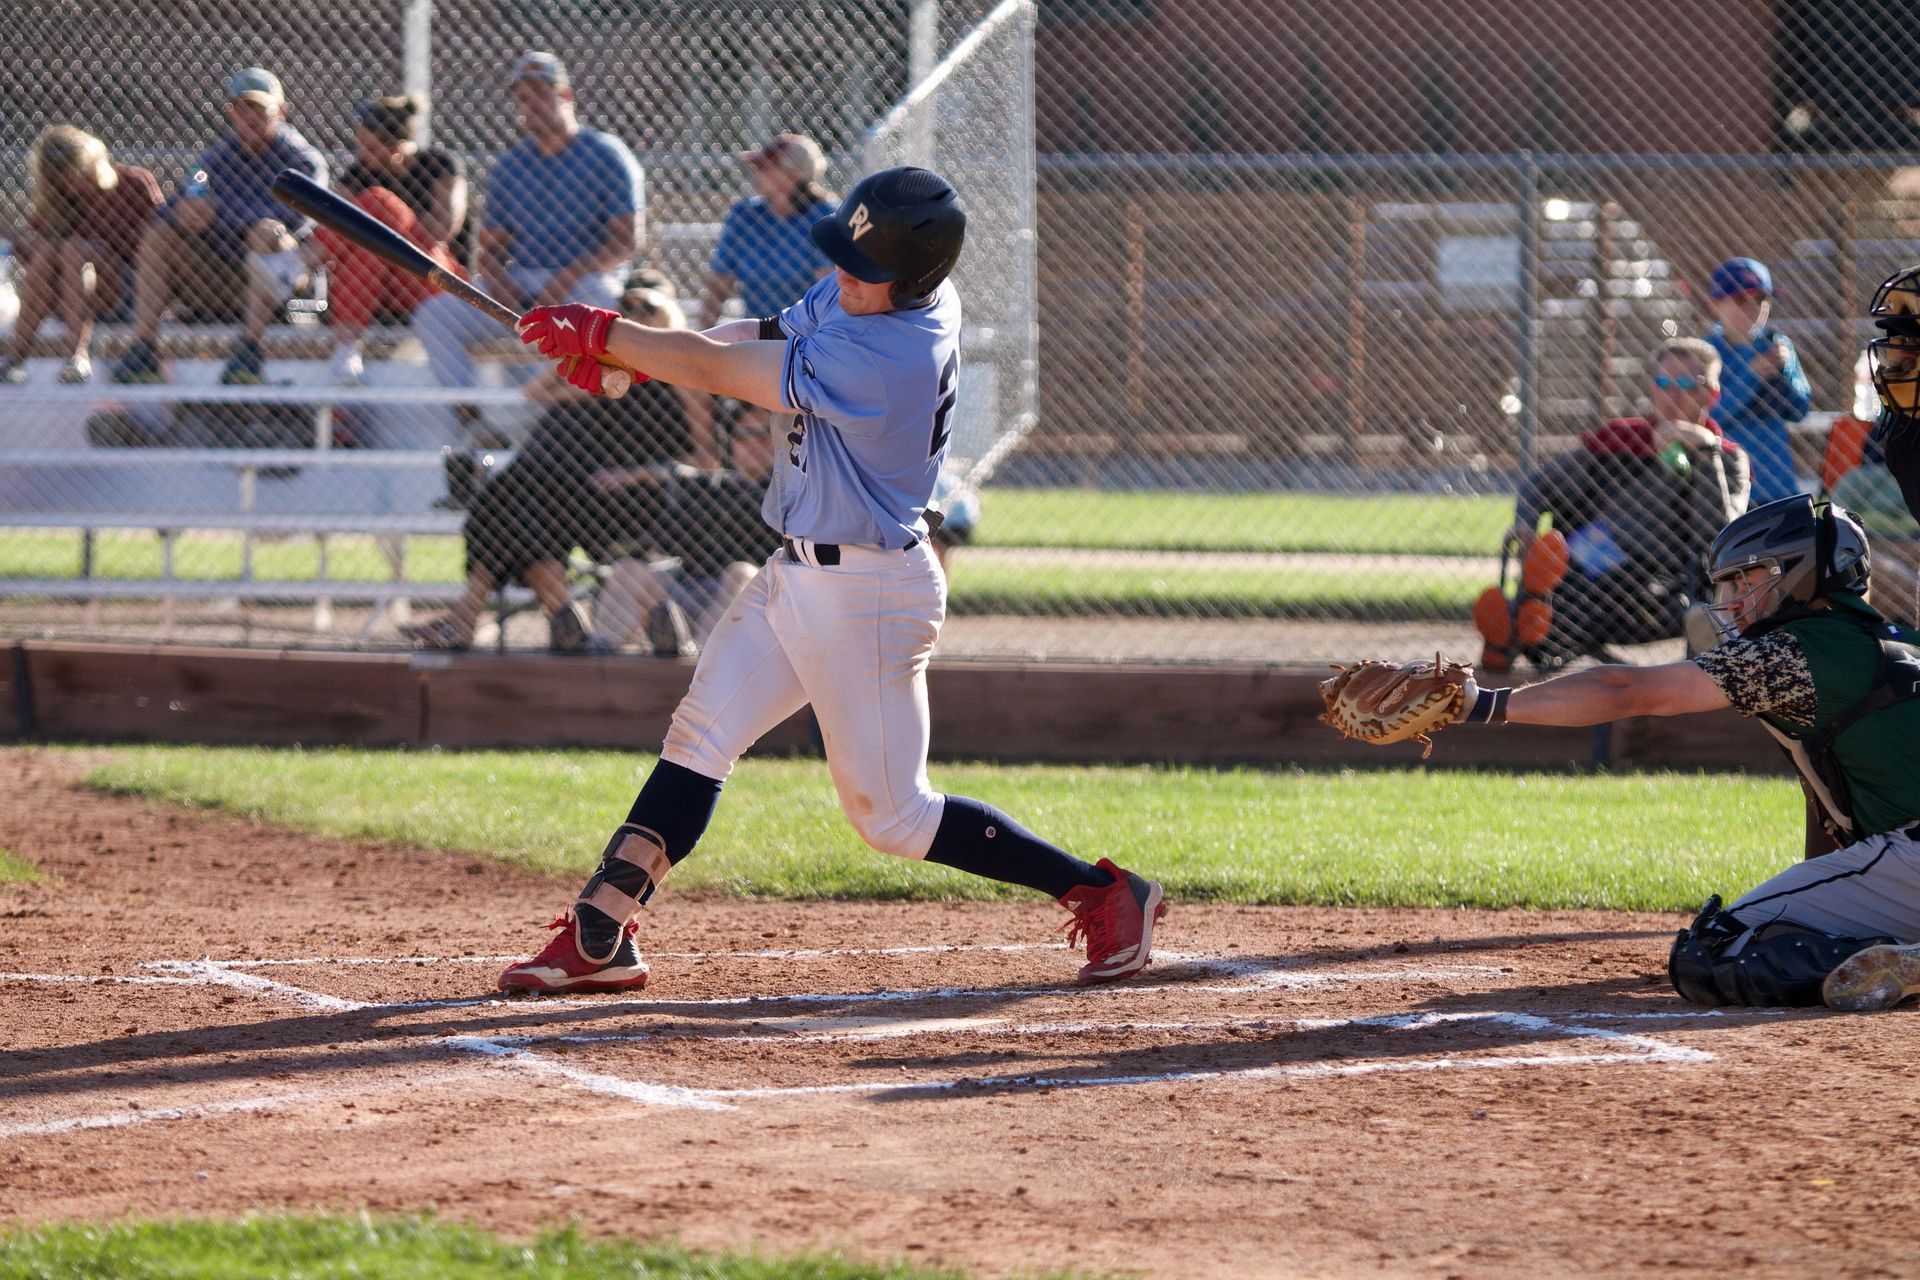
[
  {"left": 498, "top": 166, "right": 1164, "bottom": 993},
  {"left": 1326, "top": 495, "right": 1920, "bottom": 1011}
]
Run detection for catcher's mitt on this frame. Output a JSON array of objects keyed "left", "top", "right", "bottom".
[{"left": 1319, "top": 653, "right": 1473, "bottom": 758}]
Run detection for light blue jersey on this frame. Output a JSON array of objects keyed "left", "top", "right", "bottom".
[{"left": 766, "top": 275, "right": 960, "bottom": 548}]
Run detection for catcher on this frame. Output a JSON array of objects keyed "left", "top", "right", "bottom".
[{"left": 1324, "top": 495, "right": 1920, "bottom": 1012}]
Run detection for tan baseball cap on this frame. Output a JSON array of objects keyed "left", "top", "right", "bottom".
[
  {"left": 738, "top": 133, "right": 827, "bottom": 184},
  {"left": 227, "top": 67, "right": 284, "bottom": 110}
]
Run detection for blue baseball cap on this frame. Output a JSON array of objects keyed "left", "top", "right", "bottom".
[{"left": 1709, "top": 257, "right": 1773, "bottom": 300}]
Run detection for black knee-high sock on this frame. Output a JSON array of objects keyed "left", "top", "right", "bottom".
[
  {"left": 923, "top": 795, "right": 1113, "bottom": 899},
  {"left": 577, "top": 759, "right": 723, "bottom": 953}
]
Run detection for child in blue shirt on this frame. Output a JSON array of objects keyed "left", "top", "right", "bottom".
[{"left": 1704, "top": 257, "right": 1812, "bottom": 505}]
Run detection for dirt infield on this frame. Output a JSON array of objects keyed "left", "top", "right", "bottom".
[{"left": 1, "top": 748, "right": 1914, "bottom": 1279}]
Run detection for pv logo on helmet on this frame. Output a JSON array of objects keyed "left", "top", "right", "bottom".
[{"left": 848, "top": 203, "right": 873, "bottom": 241}]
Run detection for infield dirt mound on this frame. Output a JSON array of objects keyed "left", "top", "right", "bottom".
[{"left": 2, "top": 746, "right": 1915, "bottom": 1279}]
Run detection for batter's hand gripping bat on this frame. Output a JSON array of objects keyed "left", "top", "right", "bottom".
[{"left": 270, "top": 169, "right": 632, "bottom": 398}]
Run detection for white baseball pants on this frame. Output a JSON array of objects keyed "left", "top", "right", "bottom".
[{"left": 660, "top": 538, "right": 948, "bottom": 858}]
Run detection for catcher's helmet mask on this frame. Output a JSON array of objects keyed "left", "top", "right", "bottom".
[
  {"left": 1868, "top": 264, "right": 1920, "bottom": 415},
  {"left": 811, "top": 166, "right": 966, "bottom": 298},
  {"left": 1704, "top": 495, "right": 1871, "bottom": 640}
]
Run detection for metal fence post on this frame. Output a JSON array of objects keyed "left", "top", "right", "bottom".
[{"left": 1516, "top": 150, "right": 1540, "bottom": 476}]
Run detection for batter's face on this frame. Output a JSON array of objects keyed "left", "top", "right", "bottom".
[{"left": 836, "top": 268, "right": 895, "bottom": 316}]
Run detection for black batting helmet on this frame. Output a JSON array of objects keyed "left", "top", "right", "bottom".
[{"left": 810, "top": 166, "right": 965, "bottom": 297}]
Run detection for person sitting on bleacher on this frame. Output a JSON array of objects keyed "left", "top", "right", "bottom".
[
  {"left": 405, "top": 282, "right": 709, "bottom": 652},
  {"left": 1475, "top": 338, "right": 1753, "bottom": 668},
  {"left": 314, "top": 94, "right": 469, "bottom": 386},
  {"left": 108, "top": 67, "right": 327, "bottom": 386},
  {"left": 0, "top": 126, "right": 161, "bottom": 387},
  {"left": 585, "top": 400, "right": 785, "bottom": 656},
  {"left": 411, "top": 51, "right": 644, "bottom": 433}
]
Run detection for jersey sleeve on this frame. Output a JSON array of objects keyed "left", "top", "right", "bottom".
[
  {"left": 1691, "top": 631, "right": 1817, "bottom": 726},
  {"left": 776, "top": 275, "right": 837, "bottom": 340},
  {"left": 781, "top": 325, "right": 890, "bottom": 436}
]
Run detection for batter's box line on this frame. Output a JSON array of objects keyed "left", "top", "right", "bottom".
[
  {"left": 140, "top": 942, "right": 1070, "bottom": 971},
  {"left": 452, "top": 1009, "right": 1714, "bottom": 1112}
]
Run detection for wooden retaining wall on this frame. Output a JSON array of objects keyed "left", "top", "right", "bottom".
[{"left": 0, "top": 642, "right": 1785, "bottom": 773}]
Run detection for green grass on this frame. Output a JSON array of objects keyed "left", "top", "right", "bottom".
[
  {"left": 975, "top": 490, "right": 1511, "bottom": 556},
  {"left": 945, "top": 559, "right": 1479, "bottom": 619},
  {"left": 0, "top": 1214, "right": 1016, "bottom": 1280},
  {"left": 0, "top": 531, "right": 466, "bottom": 585},
  {"left": 80, "top": 746, "right": 1800, "bottom": 913},
  {"left": 0, "top": 848, "right": 41, "bottom": 883},
  {"left": 0, "top": 506, "right": 1482, "bottom": 621}
]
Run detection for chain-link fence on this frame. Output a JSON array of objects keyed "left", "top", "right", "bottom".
[{"left": 0, "top": 0, "right": 1915, "bottom": 664}]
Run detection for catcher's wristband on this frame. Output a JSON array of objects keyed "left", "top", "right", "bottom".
[{"left": 1463, "top": 686, "right": 1511, "bottom": 725}]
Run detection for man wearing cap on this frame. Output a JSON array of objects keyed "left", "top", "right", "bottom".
[
  {"left": 110, "top": 68, "right": 326, "bottom": 385},
  {"left": 697, "top": 133, "right": 839, "bottom": 329},
  {"left": 413, "top": 51, "right": 645, "bottom": 413},
  {"left": 1704, "top": 256, "right": 1813, "bottom": 505}
]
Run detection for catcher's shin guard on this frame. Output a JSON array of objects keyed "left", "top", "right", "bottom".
[{"left": 1669, "top": 895, "right": 1894, "bottom": 1007}]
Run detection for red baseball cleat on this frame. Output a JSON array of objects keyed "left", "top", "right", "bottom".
[
  {"left": 1059, "top": 858, "right": 1166, "bottom": 984},
  {"left": 498, "top": 913, "right": 650, "bottom": 994}
]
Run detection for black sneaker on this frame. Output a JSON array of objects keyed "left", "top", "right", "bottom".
[
  {"left": 549, "top": 601, "right": 590, "bottom": 654},
  {"left": 646, "top": 599, "right": 696, "bottom": 658},
  {"left": 219, "top": 340, "right": 266, "bottom": 386},
  {"left": 110, "top": 341, "right": 164, "bottom": 385}
]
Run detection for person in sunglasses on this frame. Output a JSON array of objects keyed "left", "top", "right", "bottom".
[
  {"left": 1703, "top": 257, "right": 1812, "bottom": 505},
  {"left": 1476, "top": 338, "right": 1751, "bottom": 667}
]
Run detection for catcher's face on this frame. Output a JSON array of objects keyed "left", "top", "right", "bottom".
[
  {"left": 1870, "top": 267, "right": 1920, "bottom": 415},
  {"left": 1706, "top": 563, "right": 1782, "bottom": 640}
]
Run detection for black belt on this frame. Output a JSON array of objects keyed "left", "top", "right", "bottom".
[
  {"left": 783, "top": 536, "right": 920, "bottom": 566},
  {"left": 784, "top": 537, "right": 839, "bottom": 566}
]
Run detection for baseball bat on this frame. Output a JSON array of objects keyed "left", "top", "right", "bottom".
[{"left": 270, "top": 170, "right": 631, "bottom": 398}]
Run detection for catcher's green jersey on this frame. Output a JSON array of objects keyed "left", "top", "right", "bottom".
[{"left": 1694, "top": 595, "right": 1920, "bottom": 838}]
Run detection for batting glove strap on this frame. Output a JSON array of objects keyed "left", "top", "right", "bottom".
[
  {"left": 1461, "top": 683, "right": 1511, "bottom": 725},
  {"left": 518, "top": 303, "right": 618, "bottom": 359}
]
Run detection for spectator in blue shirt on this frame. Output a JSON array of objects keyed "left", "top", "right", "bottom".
[
  {"left": 110, "top": 68, "right": 326, "bottom": 385},
  {"left": 697, "top": 133, "right": 839, "bottom": 328},
  {"left": 1703, "top": 257, "right": 1813, "bottom": 504},
  {"left": 414, "top": 51, "right": 645, "bottom": 414}
]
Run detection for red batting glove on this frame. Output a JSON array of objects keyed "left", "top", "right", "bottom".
[
  {"left": 556, "top": 355, "right": 649, "bottom": 397},
  {"left": 517, "top": 303, "right": 617, "bottom": 360}
]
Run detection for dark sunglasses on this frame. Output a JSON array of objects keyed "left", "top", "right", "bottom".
[{"left": 1653, "top": 374, "right": 1704, "bottom": 391}]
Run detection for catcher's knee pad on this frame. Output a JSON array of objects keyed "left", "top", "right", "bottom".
[{"left": 1669, "top": 895, "right": 1894, "bottom": 1007}]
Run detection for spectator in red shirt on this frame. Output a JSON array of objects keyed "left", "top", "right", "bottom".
[
  {"left": 312, "top": 94, "right": 469, "bottom": 384},
  {"left": 1, "top": 126, "right": 162, "bottom": 385}
]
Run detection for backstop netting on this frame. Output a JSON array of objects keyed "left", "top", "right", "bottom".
[{"left": 0, "top": 0, "right": 1915, "bottom": 666}]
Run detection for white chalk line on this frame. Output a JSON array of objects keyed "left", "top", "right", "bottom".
[
  {"left": 667, "top": 1011, "right": 1712, "bottom": 1103},
  {"left": 6, "top": 947, "right": 1719, "bottom": 1126},
  {"left": 2, "top": 972, "right": 212, "bottom": 987},
  {"left": 0, "top": 1066, "right": 483, "bottom": 1139},
  {"left": 144, "top": 942, "right": 1067, "bottom": 971}
]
